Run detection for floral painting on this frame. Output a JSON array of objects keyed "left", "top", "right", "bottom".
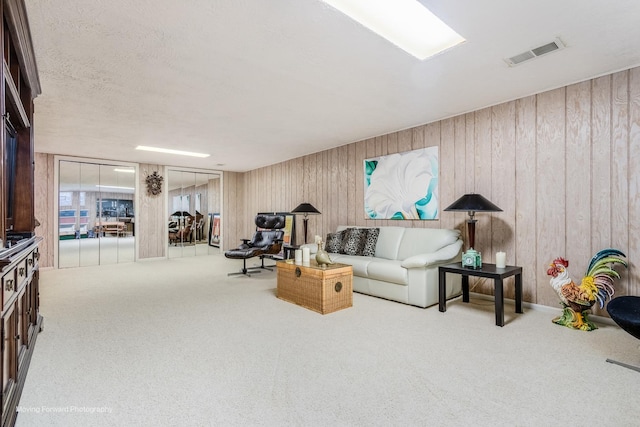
[{"left": 364, "top": 147, "right": 439, "bottom": 220}]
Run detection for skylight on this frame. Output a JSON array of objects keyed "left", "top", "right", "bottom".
[{"left": 322, "top": 0, "right": 465, "bottom": 60}]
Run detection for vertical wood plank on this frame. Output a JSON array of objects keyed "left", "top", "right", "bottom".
[
  {"left": 629, "top": 67, "right": 640, "bottom": 295},
  {"left": 453, "top": 115, "right": 467, "bottom": 238},
  {"left": 347, "top": 142, "right": 357, "bottom": 227},
  {"left": 397, "top": 130, "right": 413, "bottom": 227},
  {"left": 515, "top": 95, "right": 537, "bottom": 302},
  {"left": 536, "top": 87, "right": 567, "bottom": 306},
  {"left": 424, "top": 122, "right": 440, "bottom": 230},
  {"left": 329, "top": 147, "right": 339, "bottom": 233},
  {"left": 338, "top": 145, "right": 349, "bottom": 230},
  {"left": 365, "top": 138, "right": 377, "bottom": 226},
  {"left": 491, "top": 102, "right": 516, "bottom": 296},
  {"left": 412, "top": 125, "right": 425, "bottom": 150},
  {"left": 440, "top": 118, "right": 455, "bottom": 231},
  {"left": 611, "top": 70, "right": 630, "bottom": 296},
  {"left": 465, "top": 113, "right": 476, "bottom": 194},
  {"left": 565, "top": 81, "right": 592, "bottom": 292},
  {"left": 591, "top": 75, "right": 612, "bottom": 253},
  {"left": 355, "top": 139, "right": 367, "bottom": 227}
]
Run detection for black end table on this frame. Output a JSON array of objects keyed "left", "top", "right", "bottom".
[
  {"left": 282, "top": 244, "right": 300, "bottom": 260},
  {"left": 439, "top": 263, "right": 523, "bottom": 326}
]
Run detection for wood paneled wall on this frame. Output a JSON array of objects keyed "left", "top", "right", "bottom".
[
  {"left": 226, "top": 67, "right": 640, "bottom": 309},
  {"left": 138, "top": 164, "right": 166, "bottom": 259},
  {"left": 34, "top": 153, "right": 54, "bottom": 268}
]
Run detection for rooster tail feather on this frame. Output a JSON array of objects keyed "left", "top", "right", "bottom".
[
  {"left": 586, "top": 249, "right": 626, "bottom": 275},
  {"left": 591, "top": 267, "right": 622, "bottom": 280}
]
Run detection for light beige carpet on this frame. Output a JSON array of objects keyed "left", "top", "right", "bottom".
[{"left": 16, "top": 254, "right": 640, "bottom": 426}]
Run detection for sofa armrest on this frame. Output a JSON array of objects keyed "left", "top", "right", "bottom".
[
  {"left": 300, "top": 243, "right": 318, "bottom": 254},
  {"left": 400, "top": 240, "right": 463, "bottom": 268}
]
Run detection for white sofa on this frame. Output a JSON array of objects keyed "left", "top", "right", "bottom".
[{"left": 305, "top": 226, "right": 463, "bottom": 308}]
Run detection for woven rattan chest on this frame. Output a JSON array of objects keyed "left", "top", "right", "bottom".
[{"left": 276, "top": 260, "right": 353, "bottom": 314}]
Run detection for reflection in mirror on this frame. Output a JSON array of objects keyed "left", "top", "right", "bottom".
[
  {"left": 116, "top": 166, "right": 136, "bottom": 263},
  {"left": 58, "top": 159, "right": 136, "bottom": 268},
  {"left": 79, "top": 162, "right": 100, "bottom": 266},
  {"left": 182, "top": 171, "right": 196, "bottom": 257},
  {"left": 168, "top": 169, "right": 221, "bottom": 258},
  {"left": 58, "top": 161, "right": 81, "bottom": 268}
]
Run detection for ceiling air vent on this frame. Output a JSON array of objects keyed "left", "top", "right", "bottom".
[{"left": 504, "top": 38, "right": 565, "bottom": 66}]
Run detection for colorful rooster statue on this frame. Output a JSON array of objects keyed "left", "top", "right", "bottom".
[{"left": 546, "top": 249, "right": 627, "bottom": 331}]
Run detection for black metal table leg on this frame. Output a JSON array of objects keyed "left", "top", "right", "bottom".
[
  {"left": 439, "top": 269, "right": 446, "bottom": 312},
  {"left": 462, "top": 275, "right": 470, "bottom": 303},
  {"left": 515, "top": 273, "right": 523, "bottom": 313},
  {"left": 495, "top": 278, "right": 504, "bottom": 326}
]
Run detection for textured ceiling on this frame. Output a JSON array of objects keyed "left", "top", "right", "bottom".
[{"left": 26, "top": 0, "right": 640, "bottom": 172}]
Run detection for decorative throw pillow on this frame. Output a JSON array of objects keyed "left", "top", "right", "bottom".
[
  {"left": 340, "top": 228, "right": 366, "bottom": 256},
  {"left": 362, "top": 228, "right": 380, "bottom": 257},
  {"left": 325, "top": 231, "right": 345, "bottom": 253}
]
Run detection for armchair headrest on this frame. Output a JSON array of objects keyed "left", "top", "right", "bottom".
[{"left": 255, "top": 214, "right": 286, "bottom": 230}]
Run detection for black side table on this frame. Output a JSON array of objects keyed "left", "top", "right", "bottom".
[
  {"left": 438, "top": 263, "right": 523, "bottom": 326},
  {"left": 282, "top": 245, "right": 300, "bottom": 260}
]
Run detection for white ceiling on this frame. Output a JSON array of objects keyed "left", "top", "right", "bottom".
[{"left": 26, "top": 0, "right": 640, "bottom": 172}]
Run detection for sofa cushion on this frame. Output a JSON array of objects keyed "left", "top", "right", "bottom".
[
  {"left": 374, "top": 227, "right": 405, "bottom": 260},
  {"left": 367, "top": 259, "right": 408, "bottom": 285},
  {"left": 325, "top": 230, "right": 345, "bottom": 253},
  {"left": 340, "top": 228, "right": 367, "bottom": 255},
  {"left": 330, "top": 254, "right": 373, "bottom": 277},
  {"left": 396, "top": 228, "right": 461, "bottom": 261}
]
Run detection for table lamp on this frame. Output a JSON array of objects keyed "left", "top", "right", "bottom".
[
  {"left": 291, "top": 203, "right": 320, "bottom": 244},
  {"left": 444, "top": 193, "right": 502, "bottom": 268}
]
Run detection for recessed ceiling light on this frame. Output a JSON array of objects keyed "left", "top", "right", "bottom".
[
  {"left": 321, "top": 0, "right": 465, "bottom": 60},
  {"left": 136, "top": 145, "right": 210, "bottom": 158},
  {"left": 114, "top": 168, "right": 135, "bottom": 173}
]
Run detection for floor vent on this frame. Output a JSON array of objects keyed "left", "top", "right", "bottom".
[{"left": 505, "top": 38, "right": 565, "bottom": 66}]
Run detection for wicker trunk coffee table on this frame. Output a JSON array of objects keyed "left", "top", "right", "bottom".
[{"left": 276, "top": 260, "right": 353, "bottom": 314}]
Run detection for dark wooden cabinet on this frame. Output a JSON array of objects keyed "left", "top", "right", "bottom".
[
  {"left": 0, "top": 1, "right": 42, "bottom": 426},
  {"left": 0, "top": 239, "right": 41, "bottom": 427}
]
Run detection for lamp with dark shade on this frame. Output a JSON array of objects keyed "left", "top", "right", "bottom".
[
  {"left": 444, "top": 193, "right": 502, "bottom": 268},
  {"left": 291, "top": 203, "right": 320, "bottom": 244}
]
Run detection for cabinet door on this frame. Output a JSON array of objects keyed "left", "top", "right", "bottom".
[
  {"left": 17, "top": 288, "right": 28, "bottom": 352},
  {"left": 2, "top": 305, "right": 17, "bottom": 405},
  {"left": 29, "top": 270, "right": 39, "bottom": 325}
]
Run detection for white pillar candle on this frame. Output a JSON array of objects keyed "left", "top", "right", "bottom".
[
  {"left": 294, "top": 249, "right": 302, "bottom": 264},
  {"left": 495, "top": 251, "right": 506, "bottom": 268},
  {"left": 302, "top": 247, "right": 311, "bottom": 263}
]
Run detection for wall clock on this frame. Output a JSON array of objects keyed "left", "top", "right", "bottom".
[{"left": 145, "top": 171, "right": 163, "bottom": 196}]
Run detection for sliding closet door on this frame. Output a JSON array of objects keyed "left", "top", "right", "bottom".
[
  {"left": 58, "top": 161, "right": 81, "bottom": 268},
  {"left": 114, "top": 165, "right": 135, "bottom": 263},
  {"left": 167, "top": 169, "right": 221, "bottom": 258},
  {"left": 57, "top": 159, "right": 136, "bottom": 268}
]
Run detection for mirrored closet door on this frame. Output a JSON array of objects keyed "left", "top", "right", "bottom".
[
  {"left": 167, "top": 169, "right": 221, "bottom": 258},
  {"left": 58, "top": 159, "right": 136, "bottom": 268}
]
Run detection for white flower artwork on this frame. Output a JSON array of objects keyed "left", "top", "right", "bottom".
[{"left": 364, "top": 147, "right": 439, "bottom": 220}]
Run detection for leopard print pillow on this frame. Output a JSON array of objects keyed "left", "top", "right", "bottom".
[
  {"left": 325, "top": 231, "right": 345, "bottom": 253},
  {"left": 362, "top": 228, "right": 379, "bottom": 257},
  {"left": 340, "top": 228, "right": 366, "bottom": 255}
]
